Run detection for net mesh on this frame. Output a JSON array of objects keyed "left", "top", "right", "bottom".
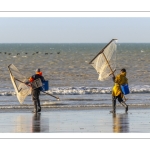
[
  {"left": 90, "top": 40, "right": 117, "bottom": 81},
  {"left": 31, "top": 78, "right": 42, "bottom": 90},
  {"left": 8, "top": 64, "right": 31, "bottom": 104}
]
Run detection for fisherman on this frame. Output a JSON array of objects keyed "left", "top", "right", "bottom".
[
  {"left": 28, "top": 68, "right": 45, "bottom": 113},
  {"left": 110, "top": 68, "right": 128, "bottom": 113}
]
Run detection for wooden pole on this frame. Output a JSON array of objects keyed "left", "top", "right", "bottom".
[
  {"left": 89, "top": 39, "right": 117, "bottom": 64},
  {"left": 14, "top": 78, "right": 60, "bottom": 100},
  {"left": 102, "top": 53, "right": 115, "bottom": 77},
  {"left": 102, "top": 51, "right": 127, "bottom": 101},
  {"left": 89, "top": 39, "right": 127, "bottom": 101},
  {"left": 8, "top": 64, "right": 20, "bottom": 92},
  {"left": 42, "top": 91, "right": 60, "bottom": 100}
]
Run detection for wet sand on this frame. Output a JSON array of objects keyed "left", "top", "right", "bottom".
[{"left": 0, "top": 106, "right": 150, "bottom": 134}]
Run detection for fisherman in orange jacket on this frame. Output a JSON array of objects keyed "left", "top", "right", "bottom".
[{"left": 29, "top": 68, "right": 45, "bottom": 113}]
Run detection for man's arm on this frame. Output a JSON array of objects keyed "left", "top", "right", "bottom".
[
  {"left": 40, "top": 76, "right": 45, "bottom": 82},
  {"left": 112, "top": 76, "right": 115, "bottom": 82}
]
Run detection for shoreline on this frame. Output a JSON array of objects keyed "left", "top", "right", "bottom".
[{"left": 0, "top": 104, "right": 150, "bottom": 112}]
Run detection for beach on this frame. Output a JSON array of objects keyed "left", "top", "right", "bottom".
[
  {"left": 0, "top": 43, "right": 149, "bottom": 135},
  {"left": 0, "top": 105, "right": 150, "bottom": 133},
  {"left": 0, "top": 93, "right": 150, "bottom": 134}
]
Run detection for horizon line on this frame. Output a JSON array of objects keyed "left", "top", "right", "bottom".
[{"left": 0, "top": 42, "right": 150, "bottom": 44}]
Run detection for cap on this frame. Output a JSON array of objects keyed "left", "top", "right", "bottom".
[
  {"left": 121, "top": 68, "right": 126, "bottom": 72},
  {"left": 36, "top": 68, "right": 40, "bottom": 72}
]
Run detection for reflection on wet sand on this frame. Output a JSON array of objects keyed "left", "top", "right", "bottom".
[
  {"left": 32, "top": 113, "right": 41, "bottom": 132},
  {"left": 32, "top": 113, "right": 49, "bottom": 133},
  {"left": 113, "top": 113, "right": 129, "bottom": 133},
  {"left": 14, "top": 115, "right": 31, "bottom": 132},
  {"left": 13, "top": 113, "right": 49, "bottom": 133}
]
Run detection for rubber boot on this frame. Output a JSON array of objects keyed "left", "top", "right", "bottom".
[
  {"left": 37, "top": 99, "right": 41, "bottom": 112},
  {"left": 38, "top": 106, "right": 41, "bottom": 112},
  {"left": 110, "top": 97, "right": 116, "bottom": 113},
  {"left": 120, "top": 101, "right": 128, "bottom": 113},
  {"left": 32, "top": 101, "right": 38, "bottom": 113}
]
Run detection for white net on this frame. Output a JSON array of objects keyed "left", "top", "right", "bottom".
[
  {"left": 90, "top": 39, "right": 117, "bottom": 81},
  {"left": 8, "top": 64, "right": 31, "bottom": 104}
]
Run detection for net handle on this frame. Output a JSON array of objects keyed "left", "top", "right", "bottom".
[
  {"left": 8, "top": 64, "right": 20, "bottom": 92},
  {"left": 89, "top": 40, "right": 127, "bottom": 101},
  {"left": 15, "top": 78, "right": 60, "bottom": 100},
  {"left": 102, "top": 56, "right": 127, "bottom": 101},
  {"left": 89, "top": 39, "right": 117, "bottom": 64},
  {"left": 100, "top": 55, "right": 127, "bottom": 101},
  {"left": 102, "top": 53, "right": 115, "bottom": 77}
]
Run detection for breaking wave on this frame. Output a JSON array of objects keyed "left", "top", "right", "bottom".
[{"left": 0, "top": 85, "right": 150, "bottom": 96}]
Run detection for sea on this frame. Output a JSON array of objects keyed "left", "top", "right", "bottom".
[{"left": 0, "top": 43, "right": 150, "bottom": 109}]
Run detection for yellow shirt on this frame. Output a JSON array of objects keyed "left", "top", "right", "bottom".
[{"left": 112, "top": 72, "right": 128, "bottom": 97}]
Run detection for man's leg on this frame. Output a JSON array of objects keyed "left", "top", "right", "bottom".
[
  {"left": 118, "top": 94, "right": 128, "bottom": 112},
  {"left": 110, "top": 96, "right": 116, "bottom": 113},
  {"left": 32, "top": 90, "right": 38, "bottom": 113},
  {"left": 33, "top": 101, "right": 37, "bottom": 113},
  {"left": 37, "top": 90, "right": 41, "bottom": 112}
]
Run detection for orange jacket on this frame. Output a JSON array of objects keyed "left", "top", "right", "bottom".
[{"left": 29, "top": 72, "right": 43, "bottom": 82}]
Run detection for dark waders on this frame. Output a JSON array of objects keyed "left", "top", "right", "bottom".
[
  {"left": 111, "top": 94, "right": 128, "bottom": 113},
  {"left": 32, "top": 89, "right": 41, "bottom": 113}
]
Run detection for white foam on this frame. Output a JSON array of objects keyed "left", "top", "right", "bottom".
[
  {"left": 0, "top": 85, "right": 150, "bottom": 96},
  {"left": 0, "top": 91, "right": 16, "bottom": 96},
  {"left": 50, "top": 85, "right": 150, "bottom": 95}
]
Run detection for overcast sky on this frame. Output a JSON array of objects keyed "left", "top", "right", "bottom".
[{"left": 0, "top": 17, "right": 150, "bottom": 43}]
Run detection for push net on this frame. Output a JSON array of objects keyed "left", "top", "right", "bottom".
[
  {"left": 8, "top": 64, "right": 31, "bottom": 104},
  {"left": 89, "top": 39, "right": 117, "bottom": 81}
]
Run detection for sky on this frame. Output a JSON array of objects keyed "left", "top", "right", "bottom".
[
  {"left": 0, "top": 17, "right": 150, "bottom": 43},
  {"left": 0, "top": 0, "right": 150, "bottom": 44}
]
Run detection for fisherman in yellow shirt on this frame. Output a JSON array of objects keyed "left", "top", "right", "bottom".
[{"left": 110, "top": 68, "right": 128, "bottom": 113}]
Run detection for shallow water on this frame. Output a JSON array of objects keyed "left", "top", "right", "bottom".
[
  {"left": 0, "top": 93, "right": 150, "bottom": 109},
  {"left": 0, "top": 43, "right": 150, "bottom": 87},
  {"left": 0, "top": 43, "right": 150, "bottom": 107}
]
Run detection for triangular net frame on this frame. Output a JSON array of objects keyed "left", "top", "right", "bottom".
[
  {"left": 89, "top": 39, "right": 117, "bottom": 81},
  {"left": 8, "top": 64, "right": 31, "bottom": 104}
]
